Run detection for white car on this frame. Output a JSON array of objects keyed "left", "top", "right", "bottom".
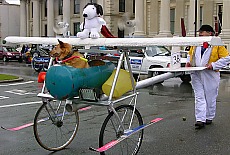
[
  {"left": 220, "top": 64, "right": 230, "bottom": 73},
  {"left": 124, "top": 46, "right": 191, "bottom": 83}
]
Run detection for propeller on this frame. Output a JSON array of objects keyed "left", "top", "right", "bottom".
[
  {"left": 117, "top": 12, "right": 136, "bottom": 37},
  {"left": 53, "top": 22, "right": 69, "bottom": 36}
]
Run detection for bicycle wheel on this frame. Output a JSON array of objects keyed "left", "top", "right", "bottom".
[
  {"left": 99, "top": 105, "right": 143, "bottom": 155},
  {"left": 33, "top": 100, "right": 79, "bottom": 151}
]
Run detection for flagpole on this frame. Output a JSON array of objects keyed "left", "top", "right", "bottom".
[{"left": 194, "top": 0, "right": 197, "bottom": 37}]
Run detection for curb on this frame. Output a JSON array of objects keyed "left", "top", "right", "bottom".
[{"left": 0, "top": 77, "right": 24, "bottom": 83}]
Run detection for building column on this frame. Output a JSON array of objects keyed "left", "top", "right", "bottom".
[
  {"left": 174, "top": 0, "right": 185, "bottom": 36},
  {"left": 47, "top": 0, "right": 54, "bottom": 37},
  {"left": 158, "top": 0, "right": 171, "bottom": 37},
  {"left": 63, "top": 0, "right": 70, "bottom": 25},
  {"left": 220, "top": 0, "right": 230, "bottom": 49},
  {"left": 103, "top": 1, "right": 117, "bottom": 36},
  {"left": 148, "top": 0, "right": 158, "bottom": 37},
  {"left": 134, "top": 0, "right": 145, "bottom": 36},
  {"left": 202, "top": 0, "right": 214, "bottom": 25},
  {"left": 20, "top": 0, "right": 27, "bottom": 37},
  {"left": 221, "top": 1, "right": 230, "bottom": 37},
  {"left": 32, "top": 0, "right": 40, "bottom": 36}
]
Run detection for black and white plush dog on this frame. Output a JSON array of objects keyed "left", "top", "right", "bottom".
[{"left": 77, "top": 3, "right": 106, "bottom": 39}]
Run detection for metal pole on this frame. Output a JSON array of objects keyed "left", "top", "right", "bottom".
[
  {"left": 135, "top": 72, "right": 183, "bottom": 90},
  {"left": 194, "top": 0, "right": 198, "bottom": 37}
]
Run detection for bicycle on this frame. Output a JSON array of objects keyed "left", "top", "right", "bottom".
[{"left": 34, "top": 49, "right": 162, "bottom": 154}]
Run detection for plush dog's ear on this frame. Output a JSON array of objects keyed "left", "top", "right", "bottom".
[
  {"left": 84, "top": 3, "right": 91, "bottom": 9},
  {"left": 95, "top": 3, "right": 103, "bottom": 16}
]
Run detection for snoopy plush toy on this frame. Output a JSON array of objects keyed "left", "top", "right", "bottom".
[{"left": 77, "top": 3, "right": 106, "bottom": 39}]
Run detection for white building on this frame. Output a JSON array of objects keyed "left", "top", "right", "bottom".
[
  {"left": 16, "top": 0, "right": 230, "bottom": 48},
  {"left": 0, "top": 0, "right": 20, "bottom": 45}
]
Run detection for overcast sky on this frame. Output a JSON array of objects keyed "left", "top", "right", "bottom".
[{"left": 5, "top": 0, "right": 20, "bottom": 5}]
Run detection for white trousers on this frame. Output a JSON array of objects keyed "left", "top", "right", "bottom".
[{"left": 191, "top": 70, "right": 220, "bottom": 122}]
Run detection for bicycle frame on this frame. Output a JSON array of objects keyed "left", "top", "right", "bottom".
[{"left": 38, "top": 48, "right": 138, "bottom": 131}]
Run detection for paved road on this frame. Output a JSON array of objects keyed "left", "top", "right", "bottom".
[{"left": 1, "top": 61, "right": 230, "bottom": 155}]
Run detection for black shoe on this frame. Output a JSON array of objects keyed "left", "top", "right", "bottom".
[
  {"left": 205, "top": 119, "right": 212, "bottom": 125},
  {"left": 195, "top": 121, "right": 205, "bottom": 129}
]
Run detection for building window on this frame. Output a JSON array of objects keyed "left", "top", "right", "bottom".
[
  {"left": 170, "top": 8, "right": 175, "bottom": 35},
  {"left": 59, "top": 0, "right": 63, "bottom": 15},
  {"left": 74, "top": 0, "right": 80, "bottom": 14},
  {"left": 218, "top": 4, "right": 223, "bottom": 34},
  {"left": 89, "top": 0, "right": 97, "bottom": 3},
  {"left": 119, "top": 0, "right": 125, "bottom": 12},
  {"left": 32, "top": 2, "right": 33, "bottom": 18},
  {"left": 200, "top": 6, "right": 203, "bottom": 27},
  {"left": 45, "top": 24, "right": 47, "bottom": 37},
  {"left": 133, "top": 0, "right": 135, "bottom": 14},
  {"left": 45, "top": 0, "right": 47, "bottom": 17},
  {"left": 74, "top": 22, "right": 81, "bottom": 36}
]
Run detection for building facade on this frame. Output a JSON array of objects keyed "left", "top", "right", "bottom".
[
  {"left": 0, "top": 0, "right": 20, "bottom": 45},
  {"left": 19, "top": 0, "right": 230, "bottom": 48}
]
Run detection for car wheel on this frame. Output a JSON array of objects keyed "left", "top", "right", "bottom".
[
  {"left": 32, "top": 61, "right": 42, "bottom": 72},
  {"left": 147, "top": 66, "right": 164, "bottom": 84},
  {"left": 18, "top": 58, "right": 23, "bottom": 63},
  {"left": 33, "top": 65, "right": 42, "bottom": 72},
  {"left": 32, "top": 51, "right": 40, "bottom": 58},
  {"left": 180, "top": 74, "right": 191, "bottom": 83},
  {"left": 43, "top": 64, "right": 49, "bottom": 72},
  {"left": 133, "top": 74, "right": 139, "bottom": 81},
  {"left": 3, "top": 56, "right": 8, "bottom": 62}
]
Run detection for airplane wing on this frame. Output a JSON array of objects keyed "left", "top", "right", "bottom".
[
  {"left": 4, "top": 36, "right": 224, "bottom": 47},
  {"left": 148, "top": 67, "right": 206, "bottom": 72}
]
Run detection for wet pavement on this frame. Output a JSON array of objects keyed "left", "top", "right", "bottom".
[{"left": 1, "top": 61, "right": 230, "bottom": 154}]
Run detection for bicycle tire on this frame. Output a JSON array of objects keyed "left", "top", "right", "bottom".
[
  {"left": 99, "top": 105, "right": 143, "bottom": 155},
  {"left": 33, "top": 100, "right": 79, "bottom": 151}
]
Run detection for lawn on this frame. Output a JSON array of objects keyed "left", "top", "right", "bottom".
[{"left": 0, "top": 74, "right": 19, "bottom": 81}]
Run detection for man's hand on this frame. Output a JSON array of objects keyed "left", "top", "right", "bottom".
[
  {"left": 205, "top": 64, "right": 213, "bottom": 70},
  {"left": 185, "top": 62, "right": 191, "bottom": 67}
]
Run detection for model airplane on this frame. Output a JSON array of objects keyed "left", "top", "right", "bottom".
[{"left": 3, "top": 35, "right": 225, "bottom": 89}]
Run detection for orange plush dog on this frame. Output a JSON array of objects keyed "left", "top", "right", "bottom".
[{"left": 50, "top": 39, "right": 89, "bottom": 68}]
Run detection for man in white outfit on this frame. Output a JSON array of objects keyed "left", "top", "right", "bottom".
[{"left": 186, "top": 25, "right": 230, "bottom": 129}]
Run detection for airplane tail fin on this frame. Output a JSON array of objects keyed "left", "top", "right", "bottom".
[
  {"left": 214, "top": 16, "right": 222, "bottom": 36},
  {"left": 101, "top": 25, "right": 117, "bottom": 38},
  {"left": 181, "top": 17, "right": 191, "bottom": 51},
  {"left": 181, "top": 18, "right": 186, "bottom": 37}
]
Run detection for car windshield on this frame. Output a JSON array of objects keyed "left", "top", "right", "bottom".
[
  {"left": 3, "top": 47, "right": 17, "bottom": 52},
  {"left": 145, "top": 46, "right": 171, "bottom": 56}
]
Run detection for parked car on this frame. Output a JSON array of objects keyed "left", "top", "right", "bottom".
[
  {"left": 124, "top": 46, "right": 191, "bottom": 83},
  {"left": 220, "top": 64, "right": 230, "bottom": 73},
  {"left": 29, "top": 44, "right": 51, "bottom": 72},
  {"left": 81, "top": 46, "right": 121, "bottom": 66},
  {"left": 0, "top": 45, "right": 22, "bottom": 62},
  {"left": 32, "top": 57, "right": 50, "bottom": 72}
]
